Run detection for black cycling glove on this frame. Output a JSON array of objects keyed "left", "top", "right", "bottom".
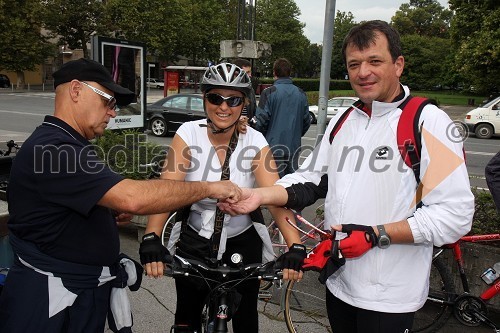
[
  {"left": 139, "top": 232, "right": 168, "bottom": 265},
  {"left": 282, "top": 243, "right": 307, "bottom": 272}
]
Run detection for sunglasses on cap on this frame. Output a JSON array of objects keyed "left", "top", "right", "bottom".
[
  {"left": 205, "top": 93, "right": 244, "bottom": 107},
  {"left": 80, "top": 81, "right": 117, "bottom": 111}
]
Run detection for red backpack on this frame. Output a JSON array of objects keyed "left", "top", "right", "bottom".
[{"left": 328, "top": 96, "right": 432, "bottom": 184}]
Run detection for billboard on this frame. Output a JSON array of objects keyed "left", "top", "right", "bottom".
[
  {"left": 220, "top": 40, "right": 272, "bottom": 59},
  {"left": 91, "top": 36, "right": 146, "bottom": 130}
]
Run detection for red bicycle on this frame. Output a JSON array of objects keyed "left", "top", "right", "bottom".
[{"left": 412, "top": 233, "right": 500, "bottom": 333}]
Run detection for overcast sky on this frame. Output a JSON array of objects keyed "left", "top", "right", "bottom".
[{"left": 295, "top": 0, "right": 450, "bottom": 44}]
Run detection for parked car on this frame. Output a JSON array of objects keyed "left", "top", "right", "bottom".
[
  {"left": 147, "top": 93, "right": 205, "bottom": 137},
  {"left": 309, "top": 96, "right": 358, "bottom": 124},
  {"left": 0, "top": 74, "right": 11, "bottom": 88},
  {"left": 146, "top": 78, "right": 164, "bottom": 89},
  {"left": 463, "top": 96, "right": 500, "bottom": 139}
]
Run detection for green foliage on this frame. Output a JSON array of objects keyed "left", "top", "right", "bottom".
[
  {"left": 0, "top": 0, "right": 54, "bottom": 72},
  {"left": 93, "top": 129, "right": 165, "bottom": 180},
  {"left": 330, "top": 11, "right": 356, "bottom": 80},
  {"left": 41, "top": 0, "right": 106, "bottom": 58},
  {"left": 470, "top": 188, "right": 500, "bottom": 236},
  {"left": 305, "top": 89, "right": 357, "bottom": 106},
  {"left": 254, "top": 0, "right": 310, "bottom": 76},
  {"left": 392, "top": 0, "right": 452, "bottom": 38},
  {"left": 449, "top": 0, "right": 499, "bottom": 95},
  {"left": 401, "top": 35, "right": 454, "bottom": 90}
]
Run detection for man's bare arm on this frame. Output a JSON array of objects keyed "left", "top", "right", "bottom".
[{"left": 99, "top": 179, "right": 241, "bottom": 215}]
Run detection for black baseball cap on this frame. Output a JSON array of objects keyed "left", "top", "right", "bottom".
[{"left": 53, "top": 58, "right": 135, "bottom": 106}]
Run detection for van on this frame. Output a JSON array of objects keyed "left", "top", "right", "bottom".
[{"left": 463, "top": 96, "right": 500, "bottom": 139}]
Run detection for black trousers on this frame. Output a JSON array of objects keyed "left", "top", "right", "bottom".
[
  {"left": 174, "top": 226, "right": 262, "bottom": 333},
  {"left": 326, "top": 288, "right": 415, "bottom": 333}
]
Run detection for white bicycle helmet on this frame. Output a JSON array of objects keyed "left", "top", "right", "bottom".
[{"left": 200, "top": 63, "right": 252, "bottom": 97}]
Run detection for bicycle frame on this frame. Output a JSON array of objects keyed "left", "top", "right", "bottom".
[{"left": 439, "top": 233, "right": 500, "bottom": 299}]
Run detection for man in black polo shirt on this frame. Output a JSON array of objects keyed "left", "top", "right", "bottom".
[{"left": 0, "top": 58, "right": 241, "bottom": 332}]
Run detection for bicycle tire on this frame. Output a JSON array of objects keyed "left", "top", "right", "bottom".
[
  {"left": 260, "top": 206, "right": 286, "bottom": 291},
  {"left": 411, "top": 254, "right": 455, "bottom": 332},
  {"left": 161, "top": 212, "right": 177, "bottom": 246},
  {"left": 283, "top": 273, "right": 332, "bottom": 333}
]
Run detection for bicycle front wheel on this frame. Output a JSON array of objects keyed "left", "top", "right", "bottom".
[
  {"left": 161, "top": 212, "right": 177, "bottom": 246},
  {"left": 283, "top": 273, "right": 332, "bottom": 333},
  {"left": 412, "top": 255, "right": 455, "bottom": 332}
]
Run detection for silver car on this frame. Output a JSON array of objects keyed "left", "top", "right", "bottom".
[{"left": 309, "top": 96, "right": 358, "bottom": 124}]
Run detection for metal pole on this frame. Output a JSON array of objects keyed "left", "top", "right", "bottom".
[
  {"left": 316, "top": 0, "right": 336, "bottom": 143},
  {"left": 252, "top": 0, "right": 257, "bottom": 41}
]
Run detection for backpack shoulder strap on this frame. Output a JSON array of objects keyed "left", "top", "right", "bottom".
[
  {"left": 396, "top": 95, "right": 433, "bottom": 185},
  {"left": 329, "top": 106, "right": 355, "bottom": 144}
]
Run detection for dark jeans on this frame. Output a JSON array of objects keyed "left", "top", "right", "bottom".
[
  {"left": 326, "top": 288, "right": 415, "bottom": 333},
  {"left": 174, "top": 226, "right": 263, "bottom": 333}
]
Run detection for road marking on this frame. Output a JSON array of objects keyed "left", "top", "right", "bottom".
[
  {"left": 4, "top": 92, "right": 54, "bottom": 98},
  {"left": 465, "top": 151, "right": 495, "bottom": 156},
  {"left": 0, "top": 109, "right": 44, "bottom": 117}
]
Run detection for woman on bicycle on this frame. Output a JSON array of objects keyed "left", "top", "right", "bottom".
[{"left": 140, "top": 63, "right": 306, "bottom": 333}]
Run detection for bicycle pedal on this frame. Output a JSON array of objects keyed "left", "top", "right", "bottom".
[{"left": 258, "top": 290, "right": 273, "bottom": 300}]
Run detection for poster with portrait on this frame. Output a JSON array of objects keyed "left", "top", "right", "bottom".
[{"left": 91, "top": 36, "right": 147, "bottom": 130}]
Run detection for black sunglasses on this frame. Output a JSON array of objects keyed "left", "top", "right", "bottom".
[{"left": 205, "top": 93, "right": 244, "bottom": 107}]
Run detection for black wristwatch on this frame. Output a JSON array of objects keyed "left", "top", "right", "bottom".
[{"left": 376, "top": 225, "right": 391, "bottom": 249}]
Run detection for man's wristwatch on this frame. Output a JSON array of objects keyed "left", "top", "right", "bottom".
[{"left": 376, "top": 225, "right": 391, "bottom": 249}]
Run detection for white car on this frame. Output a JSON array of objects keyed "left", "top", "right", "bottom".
[
  {"left": 463, "top": 96, "right": 500, "bottom": 139},
  {"left": 309, "top": 96, "right": 358, "bottom": 124},
  {"left": 146, "top": 78, "right": 164, "bottom": 89}
]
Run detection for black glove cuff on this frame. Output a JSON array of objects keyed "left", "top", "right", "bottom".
[
  {"left": 365, "top": 229, "right": 378, "bottom": 248},
  {"left": 289, "top": 243, "right": 306, "bottom": 253},
  {"left": 142, "top": 232, "right": 160, "bottom": 242}
]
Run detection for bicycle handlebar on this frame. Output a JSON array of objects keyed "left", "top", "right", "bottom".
[
  {"left": 163, "top": 254, "right": 283, "bottom": 282},
  {"left": 0, "top": 140, "right": 20, "bottom": 157}
]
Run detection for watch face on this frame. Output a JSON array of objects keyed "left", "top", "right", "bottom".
[{"left": 379, "top": 236, "right": 390, "bottom": 249}]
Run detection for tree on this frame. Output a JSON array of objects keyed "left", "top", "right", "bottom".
[
  {"left": 41, "top": 0, "right": 106, "bottom": 59},
  {"left": 392, "top": 0, "right": 452, "bottom": 38},
  {"left": 390, "top": 0, "right": 457, "bottom": 90},
  {"left": 449, "top": 0, "right": 499, "bottom": 94},
  {"left": 0, "top": 0, "right": 54, "bottom": 87},
  {"left": 101, "top": 0, "right": 192, "bottom": 64},
  {"left": 401, "top": 34, "right": 453, "bottom": 90},
  {"left": 303, "top": 43, "right": 322, "bottom": 78},
  {"left": 254, "top": 0, "right": 309, "bottom": 76},
  {"left": 330, "top": 11, "right": 356, "bottom": 80}
]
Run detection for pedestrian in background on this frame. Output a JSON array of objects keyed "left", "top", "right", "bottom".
[
  {"left": 253, "top": 58, "right": 310, "bottom": 177},
  {"left": 485, "top": 151, "right": 500, "bottom": 213}
]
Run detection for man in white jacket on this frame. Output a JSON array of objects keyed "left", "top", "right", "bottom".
[{"left": 219, "top": 20, "right": 474, "bottom": 333}]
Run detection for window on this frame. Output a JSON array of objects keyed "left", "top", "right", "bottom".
[
  {"left": 171, "top": 96, "right": 189, "bottom": 109},
  {"left": 191, "top": 97, "right": 204, "bottom": 111},
  {"left": 328, "top": 99, "right": 342, "bottom": 107}
]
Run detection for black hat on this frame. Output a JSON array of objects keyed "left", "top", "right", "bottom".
[{"left": 53, "top": 58, "right": 135, "bottom": 106}]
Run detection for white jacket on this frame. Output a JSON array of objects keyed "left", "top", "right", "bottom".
[{"left": 277, "top": 86, "right": 474, "bottom": 313}]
